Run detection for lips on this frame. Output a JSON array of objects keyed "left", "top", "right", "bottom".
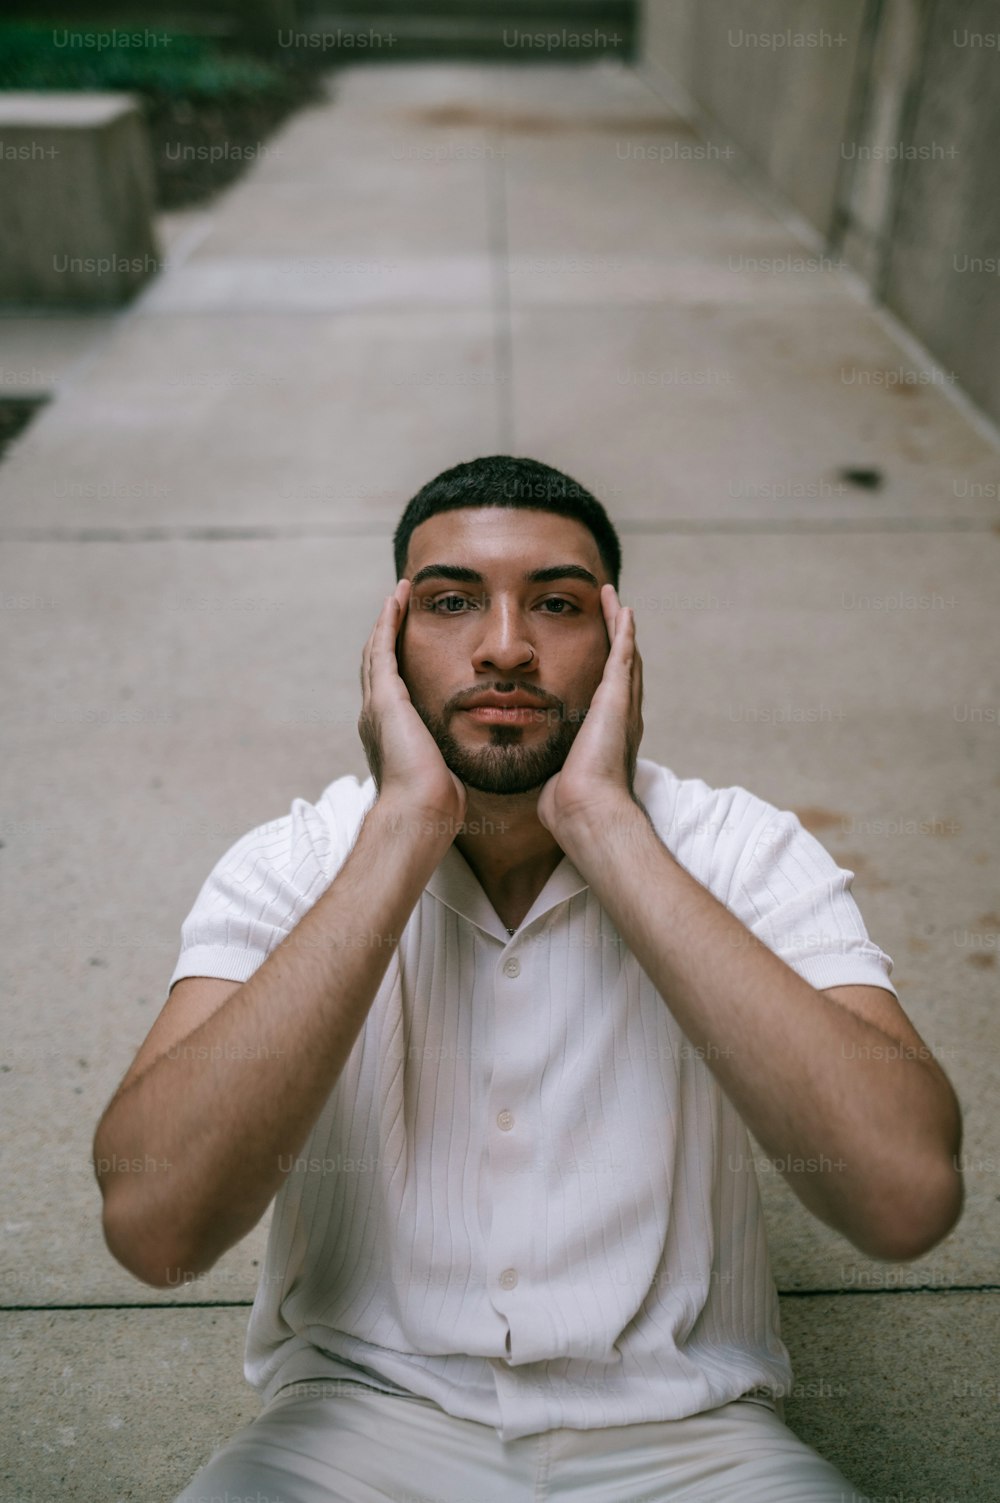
[
  {"left": 464, "top": 694, "right": 544, "bottom": 709},
  {"left": 464, "top": 707, "right": 546, "bottom": 727}
]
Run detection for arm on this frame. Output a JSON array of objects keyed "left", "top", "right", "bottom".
[
  {"left": 556, "top": 797, "right": 963, "bottom": 1262},
  {"left": 94, "top": 580, "right": 467, "bottom": 1288},
  {"left": 94, "top": 795, "right": 455, "bottom": 1287},
  {"left": 537, "top": 585, "right": 963, "bottom": 1263}
]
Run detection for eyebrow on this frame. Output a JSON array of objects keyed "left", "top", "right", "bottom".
[{"left": 410, "top": 564, "right": 601, "bottom": 590}]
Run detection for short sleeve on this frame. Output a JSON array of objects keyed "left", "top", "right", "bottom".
[
  {"left": 726, "top": 803, "right": 899, "bottom": 997},
  {"left": 167, "top": 795, "right": 343, "bottom": 992}
]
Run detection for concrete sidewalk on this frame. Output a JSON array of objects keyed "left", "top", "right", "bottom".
[{"left": 2, "top": 61, "right": 998, "bottom": 1501}]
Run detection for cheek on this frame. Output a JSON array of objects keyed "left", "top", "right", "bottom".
[
  {"left": 403, "top": 602, "right": 445, "bottom": 645},
  {"left": 398, "top": 617, "right": 448, "bottom": 695},
  {"left": 404, "top": 609, "right": 443, "bottom": 657},
  {"left": 572, "top": 652, "right": 610, "bottom": 707},
  {"left": 564, "top": 621, "right": 608, "bottom": 675}
]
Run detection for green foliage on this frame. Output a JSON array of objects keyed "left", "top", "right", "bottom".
[{"left": 0, "top": 23, "right": 298, "bottom": 103}]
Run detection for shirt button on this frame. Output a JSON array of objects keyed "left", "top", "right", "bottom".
[
  {"left": 497, "top": 1110, "right": 514, "bottom": 1131},
  {"left": 499, "top": 1268, "right": 518, "bottom": 1289},
  {"left": 503, "top": 957, "right": 521, "bottom": 978}
]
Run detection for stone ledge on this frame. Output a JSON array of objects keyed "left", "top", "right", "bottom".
[
  {"left": 0, "top": 91, "right": 161, "bottom": 307},
  {"left": 2, "top": 1295, "right": 996, "bottom": 1501}
]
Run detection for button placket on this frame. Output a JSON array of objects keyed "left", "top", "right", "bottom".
[{"left": 489, "top": 941, "right": 537, "bottom": 1356}]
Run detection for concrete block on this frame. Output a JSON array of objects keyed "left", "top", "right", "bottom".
[
  {"left": 0, "top": 316, "right": 117, "bottom": 396},
  {"left": 0, "top": 92, "right": 161, "bottom": 307},
  {"left": 3, "top": 1298, "right": 998, "bottom": 1500}
]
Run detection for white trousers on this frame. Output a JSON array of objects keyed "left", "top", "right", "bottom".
[{"left": 174, "top": 1378, "right": 872, "bottom": 1503}]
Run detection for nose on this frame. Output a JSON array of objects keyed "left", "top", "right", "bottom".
[{"left": 470, "top": 599, "right": 537, "bottom": 674}]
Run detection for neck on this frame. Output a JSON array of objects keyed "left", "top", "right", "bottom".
[{"left": 451, "top": 784, "right": 565, "bottom": 914}]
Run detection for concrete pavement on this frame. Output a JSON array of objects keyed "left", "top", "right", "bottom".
[{"left": 2, "top": 60, "right": 998, "bottom": 1501}]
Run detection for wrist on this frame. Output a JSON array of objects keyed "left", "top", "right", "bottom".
[
  {"left": 553, "top": 791, "right": 650, "bottom": 856},
  {"left": 371, "top": 794, "right": 467, "bottom": 846}
]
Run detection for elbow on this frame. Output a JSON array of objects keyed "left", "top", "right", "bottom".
[
  {"left": 860, "top": 1158, "right": 965, "bottom": 1263},
  {"left": 100, "top": 1216, "right": 171, "bottom": 1289},
  {"left": 100, "top": 1211, "right": 171, "bottom": 1289},
  {"left": 93, "top": 1124, "right": 215, "bottom": 1289},
  {"left": 862, "top": 1078, "right": 966, "bottom": 1263},
  {"left": 100, "top": 1196, "right": 212, "bottom": 1291}
]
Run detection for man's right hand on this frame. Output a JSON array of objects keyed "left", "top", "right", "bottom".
[{"left": 358, "top": 578, "right": 467, "bottom": 826}]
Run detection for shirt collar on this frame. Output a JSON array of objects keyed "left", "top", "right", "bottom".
[
  {"left": 356, "top": 758, "right": 664, "bottom": 944},
  {"left": 425, "top": 842, "right": 588, "bottom": 943}
]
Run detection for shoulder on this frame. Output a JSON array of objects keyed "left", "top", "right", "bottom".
[
  {"left": 634, "top": 759, "right": 898, "bottom": 994},
  {"left": 634, "top": 757, "right": 787, "bottom": 899},
  {"left": 169, "top": 772, "right": 378, "bottom": 987},
  {"left": 196, "top": 771, "right": 377, "bottom": 891},
  {"left": 312, "top": 770, "right": 378, "bottom": 869}
]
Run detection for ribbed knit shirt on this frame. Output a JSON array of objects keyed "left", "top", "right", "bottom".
[{"left": 168, "top": 757, "right": 898, "bottom": 1442}]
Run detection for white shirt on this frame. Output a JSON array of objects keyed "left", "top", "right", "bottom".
[{"left": 168, "top": 757, "right": 898, "bottom": 1442}]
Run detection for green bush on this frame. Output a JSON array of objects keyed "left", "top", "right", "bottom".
[{"left": 0, "top": 23, "right": 299, "bottom": 103}]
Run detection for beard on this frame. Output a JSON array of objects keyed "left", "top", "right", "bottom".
[{"left": 412, "top": 698, "right": 586, "bottom": 796}]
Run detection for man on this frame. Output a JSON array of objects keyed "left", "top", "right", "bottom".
[{"left": 93, "top": 455, "right": 963, "bottom": 1502}]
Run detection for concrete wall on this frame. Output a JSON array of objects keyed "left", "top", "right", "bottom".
[
  {"left": 643, "top": 0, "right": 868, "bottom": 236},
  {"left": 880, "top": 1, "right": 1000, "bottom": 428},
  {"left": 640, "top": 0, "right": 1000, "bottom": 429}
]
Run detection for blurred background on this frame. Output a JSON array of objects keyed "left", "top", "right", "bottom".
[{"left": 2, "top": 2, "right": 998, "bottom": 1499}]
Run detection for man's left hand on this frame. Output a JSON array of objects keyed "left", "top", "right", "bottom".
[{"left": 536, "top": 584, "right": 644, "bottom": 837}]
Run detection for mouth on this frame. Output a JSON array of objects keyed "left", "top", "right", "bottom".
[{"left": 462, "top": 706, "right": 549, "bottom": 725}]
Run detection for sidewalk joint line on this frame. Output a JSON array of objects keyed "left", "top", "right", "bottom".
[
  {"left": 5, "top": 1284, "right": 999, "bottom": 1313},
  {"left": 0, "top": 519, "right": 996, "bottom": 544}
]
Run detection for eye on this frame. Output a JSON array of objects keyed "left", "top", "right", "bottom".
[
  {"left": 432, "top": 594, "right": 476, "bottom": 613},
  {"left": 428, "top": 594, "right": 580, "bottom": 615}
]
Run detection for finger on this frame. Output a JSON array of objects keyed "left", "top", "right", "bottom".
[
  {"left": 362, "top": 607, "right": 380, "bottom": 701},
  {"left": 394, "top": 578, "right": 411, "bottom": 648},
  {"left": 380, "top": 583, "right": 405, "bottom": 663},
  {"left": 632, "top": 641, "right": 643, "bottom": 750},
  {"left": 361, "top": 621, "right": 372, "bottom": 699},
  {"left": 371, "top": 583, "right": 411, "bottom": 707},
  {"left": 614, "top": 604, "right": 634, "bottom": 661},
  {"left": 600, "top": 583, "right": 617, "bottom": 644},
  {"left": 616, "top": 611, "right": 638, "bottom": 718},
  {"left": 594, "top": 604, "right": 634, "bottom": 722},
  {"left": 632, "top": 618, "right": 644, "bottom": 759},
  {"left": 364, "top": 590, "right": 397, "bottom": 703},
  {"left": 601, "top": 585, "right": 621, "bottom": 656},
  {"left": 363, "top": 590, "right": 393, "bottom": 681},
  {"left": 369, "top": 593, "right": 395, "bottom": 695}
]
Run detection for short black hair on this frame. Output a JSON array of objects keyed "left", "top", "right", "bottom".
[{"left": 393, "top": 455, "right": 622, "bottom": 590}]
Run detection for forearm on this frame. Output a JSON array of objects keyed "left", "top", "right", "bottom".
[
  {"left": 558, "top": 799, "right": 960, "bottom": 1258},
  {"left": 96, "top": 796, "right": 454, "bottom": 1286}
]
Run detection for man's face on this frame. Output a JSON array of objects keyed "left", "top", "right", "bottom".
[{"left": 396, "top": 507, "right": 612, "bottom": 796}]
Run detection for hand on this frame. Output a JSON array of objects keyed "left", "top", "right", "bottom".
[
  {"left": 536, "top": 585, "right": 643, "bottom": 836},
  {"left": 358, "top": 579, "right": 467, "bottom": 825}
]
